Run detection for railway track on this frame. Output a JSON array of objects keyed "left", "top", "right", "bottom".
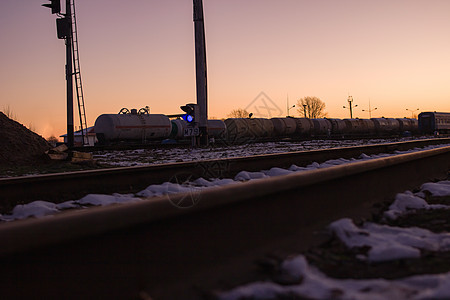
[
  {"left": 0, "top": 139, "right": 449, "bottom": 299},
  {"left": 1, "top": 138, "right": 449, "bottom": 211}
]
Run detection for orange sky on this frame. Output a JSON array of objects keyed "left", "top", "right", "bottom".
[{"left": 1, "top": 0, "right": 450, "bottom": 139}]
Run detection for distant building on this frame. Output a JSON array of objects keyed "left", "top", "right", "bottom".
[{"left": 60, "top": 127, "right": 97, "bottom": 147}]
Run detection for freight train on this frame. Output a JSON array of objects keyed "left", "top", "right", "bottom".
[{"left": 93, "top": 108, "right": 420, "bottom": 145}]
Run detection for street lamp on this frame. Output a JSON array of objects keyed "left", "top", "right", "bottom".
[
  {"left": 362, "top": 100, "right": 377, "bottom": 118},
  {"left": 343, "top": 96, "right": 358, "bottom": 118},
  {"left": 288, "top": 104, "right": 295, "bottom": 117},
  {"left": 362, "top": 107, "right": 377, "bottom": 118},
  {"left": 406, "top": 108, "right": 419, "bottom": 118}
]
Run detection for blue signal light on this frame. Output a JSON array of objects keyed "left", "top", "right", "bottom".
[{"left": 183, "top": 114, "right": 194, "bottom": 123}]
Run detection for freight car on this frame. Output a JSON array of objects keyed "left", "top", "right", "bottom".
[
  {"left": 418, "top": 112, "right": 450, "bottom": 134},
  {"left": 94, "top": 109, "right": 172, "bottom": 144},
  {"left": 93, "top": 109, "right": 420, "bottom": 145}
]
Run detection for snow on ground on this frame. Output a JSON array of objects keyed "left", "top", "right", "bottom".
[
  {"left": 218, "top": 181, "right": 450, "bottom": 300},
  {"left": 219, "top": 255, "right": 450, "bottom": 300},
  {"left": 329, "top": 218, "right": 450, "bottom": 262},
  {"left": 1, "top": 143, "right": 449, "bottom": 222},
  {"left": 383, "top": 190, "right": 449, "bottom": 220},
  {"left": 93, "top": 138, "right": 421, "bottom": 167},
  {"left": 2, "top": 141, "right": 450, "bottom": 299}
]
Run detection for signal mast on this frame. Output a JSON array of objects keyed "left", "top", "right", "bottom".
[{"left": 42, "top": 0, "right": 88, "bottom": 148}]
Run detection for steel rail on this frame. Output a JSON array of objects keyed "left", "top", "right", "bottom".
[
  {"left": 0, "top": 138, "right": 449, "bottom": 212},
  {"left": 0, "top": 145, "right": 448, "bottom": 299}
]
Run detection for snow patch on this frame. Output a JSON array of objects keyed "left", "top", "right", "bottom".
[
  {"left": 329, "top": 218, "right": 450, "bottom": 262},
  {"left": 219, "top": 255, "right": 450, "bottom": 300}
]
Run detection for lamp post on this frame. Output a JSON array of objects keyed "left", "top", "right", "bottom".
[
  {"left": 406, "top": 108, "right": 419, "bottom": 118},
  {"left": 343, "top": 96, "right": 358, "bottom": 119},
  {"left": 287, "top": 105, "right": 295, "bottom": 117},
  {"left": 362, "top": 100, "right": 377, "bottom": 118}
]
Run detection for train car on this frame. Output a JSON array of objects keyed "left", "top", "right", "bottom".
[
  {"left": 94, "top": 112, "right": 172, "bottom": 144},
  {"left": 397, "top": 118, "right": 418, "bottom": 133},
  {"left": 247, "top": 118, "right": 274, "bottom": 138},
  {"left": 328, "top": 118, "right": 350, "bottom": 135},
  {"left": 271, "top": 117, "right": 297, "bottom": 136},
  {"left": 207, "top": 120, "right": 227, "bottom": 139},
  {"left": 169, "top": 119, "right": 187, "bottom": 139},
  {"left": 418, "top": 112, "right": 450, "bottom": 134},
  {"left": 343, "top": 119, "right": 375, "bottom": 136},
  {"left": 371, "top": 118, "right": 400, "bottom": 135},
  {"left": 293, "top": 118, "right": 313, "bottom": 137},
  {"left": 311, "top": 119, "right": 332, "bottom": 136},
  {"left": 224, "top": 118, "right": 250, "bottom": 141},
  {"left": 170, "top": 119, "right": 226, "bottom": 140}
]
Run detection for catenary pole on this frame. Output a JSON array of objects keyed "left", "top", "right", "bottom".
[{"left": 193, "top": 0, "right": 208, "bottom": 146}]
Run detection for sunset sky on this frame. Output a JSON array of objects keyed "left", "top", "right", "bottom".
[{"left": 1, "top": 0, "right": 450, "bottom": 139}]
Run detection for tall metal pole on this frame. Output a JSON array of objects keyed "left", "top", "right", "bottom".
[
  {"left": 193, "top": 0, "right": 208, "bottom": 146},
  {"left": 65, "top": 0, "right": 74, "bottom": 148},
  {"left": 343, "top": 96, "right": 357, "bottom": 119}
]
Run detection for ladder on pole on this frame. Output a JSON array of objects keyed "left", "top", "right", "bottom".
[{"left": 70, "top": 0, "right": 89, "bottom": 145}]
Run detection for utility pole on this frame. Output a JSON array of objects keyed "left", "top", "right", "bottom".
[{"left": 193, "top": 0, "right": 208, "bottom": 146}]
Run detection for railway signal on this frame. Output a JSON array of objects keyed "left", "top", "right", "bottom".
[
  {"left": 180, "top": 103, "right": 199, "bottom": 124},
  {"left": 42, "top": 0, "right": 89, "bottom": 148},
  {"left": 42, "top": 0, "right": 61, "bottom": 14}
]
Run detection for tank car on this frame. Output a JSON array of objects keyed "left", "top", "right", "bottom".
[
  {"left": 170, "top": 119, "right": 187, "bottom": 139},
  {"left": 344, "top": 119, "right": 374, "bottom": 136},
  {"left": 271, "top": 118, "right": 297, "bottom": 136},
  {"left": 207, "top": 120, "right": 227, "bottom": 139},
  {"left": 224, "top": 118, "right": 250, "bottom": 142},
  {"left": 328, "top": 119, "right": 349, "bottom": 135},
  {"left": 418, "top": 112, "right": 450, "bottom": 134},
  {"left": 94, "top": 112, "right": 172, "bottom": 144},
  {"left": 293, "top": 118, "right": 313, "bottom": 137},
  {"left": 371, "top": 118, "right": 400, "bottom": 135},
  {"left": 397, "top": 118, "right": 418, "bottom": 133},
  {"left": 311, "top": 119, "right": 332, "bottom": 136}
]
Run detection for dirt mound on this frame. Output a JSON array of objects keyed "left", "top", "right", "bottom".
[{"left": 0, "top": 112, "right": 51, "bottom": 166}]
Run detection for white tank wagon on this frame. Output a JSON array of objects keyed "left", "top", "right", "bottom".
[{"left": 94, "top": 113, "right": 172, "bottom": 144}]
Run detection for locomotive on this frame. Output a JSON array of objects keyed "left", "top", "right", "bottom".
[{"left": 93, "top": 108, "right": 419, "bottom": 145}]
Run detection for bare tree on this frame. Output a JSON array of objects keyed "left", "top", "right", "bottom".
[
  {"left": 227, "top": 108, "right": 251, "bottom": 118},
  {"left": 296, "top": 97, "right": 327, "bottom": 118},
  {"left": 47, "top": 135, "right": 60, "bottom": 147}
]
